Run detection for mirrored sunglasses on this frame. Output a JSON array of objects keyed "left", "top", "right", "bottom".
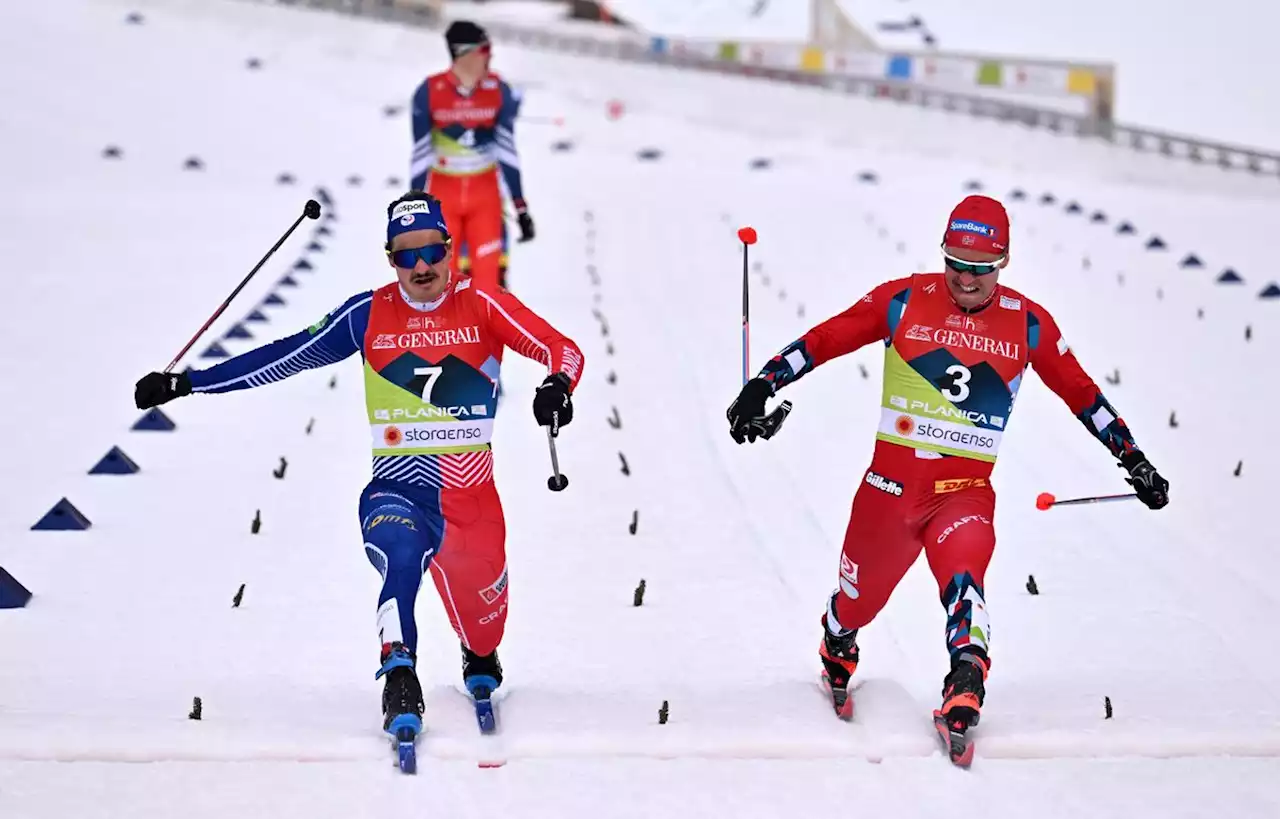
[
  {"left": 389, "top": 244, "right": 449, "bottom": 269},
  {"left": 942, "top": 250, "right": 1004, "bottom": 276}
]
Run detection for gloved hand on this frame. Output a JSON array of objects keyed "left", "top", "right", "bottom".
[
  {"left": 514, "top": 198, "right": 535, "bottom": 243},
  {"left": 533, "top": 372, "right": 572, "bottom": 435},
  {"left": 135, "top": 371, "right": 192, "bottom": 409},
  {"left": 1119, "top": 450, "right": 1169, "bottom": 510},
  {"left": 727, "top": 377, "right": 775, "bottom": 444}
]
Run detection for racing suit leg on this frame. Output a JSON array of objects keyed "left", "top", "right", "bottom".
[
  {"left": 921, "top": 486, "right": 997, "bottom": 663},
  {"left": 428, "top": 483, "right": 509, "bottom": 657},
  {"left": 828, "top": 466, "right": 926, "bottom": 633}
]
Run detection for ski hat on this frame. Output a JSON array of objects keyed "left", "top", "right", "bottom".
[
  {"left": 943, "top": 195, "right": 1009, "bottom": 255},
  {"left": 387, "top": 197, "right": 449, "bottom": 244},
  {"left": 445, "top": 20, "right": 490, "bottom": 60}
]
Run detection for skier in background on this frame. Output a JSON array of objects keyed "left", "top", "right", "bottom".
[
  {"left": 134, "top": 191, "right": 582, "bottom": 741},
  {"left": 726, "top": 195, "right": 1169, "bottom": 757},
  {"left": 411, "top": 21, "right": 534, "bottom": 294}
]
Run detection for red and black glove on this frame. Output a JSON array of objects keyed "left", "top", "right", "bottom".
[{"left": 1119, "top": 451, "right": 1169, "bottom": 510}]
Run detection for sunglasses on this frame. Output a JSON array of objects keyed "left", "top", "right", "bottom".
[
  {"left": 455, "top": 42, "right": 491, "bottom": 57},
  {"left": 942, "top": 250, "right": 1004, "bottom": 276},
  {"left": 389, "top": 243, "right": 449, "bottom": 269}
]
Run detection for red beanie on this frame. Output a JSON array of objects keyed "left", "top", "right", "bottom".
[{"left": 943, "top": 195, "right": 1009, "bottom": 255}]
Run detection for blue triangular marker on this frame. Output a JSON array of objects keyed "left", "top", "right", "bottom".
[
  {"left": 1218, "top": 268, "right": 1244, "bottom": 284},
  {"left": 306, "top": 242, "right": 324, "bottom": 252},
  {"left": 749, "top": 158, "right": 772, "bottom": 170},
  {"left": 132, "top": 407, "right": 176, "bottom": 431},
  {"left": 1117, "top": 221, "right": 1136, "bottom": 235},
  {"left": 1065, "top": 201, "right": 1082, "bottom": 214},
  {"left": 1180, "top": 253, "right": 1203, "bottom": 268},
  {"left": 201, "top": 341, "right": 229, "bottom": 358},
  {"left": 278, "top": 275, "right": 298, "bottom": 287},
  {"left": 0, "top": 567, "right": 32, "bottom": 609},
  {"left": 315, "top": 187, "right": 333, "bottom": 206},
  {"left": 31, "top": 498, "right": 91, "bottom": 531},
  {"left": 316, "top": 225, "right": 333, "bottom": 237},
  {"left": 264, "top": 293, "right": 286, "bottom": 306},
  {"left": 293, "top": 258, "right": 313, "bottom": 271},
  {"left": 244, "top": 309, "right": 268, "bottom": 323},
  {"left": 964, "top": 180, "right": 983, "bottom": 191},
  {"left": 1010, "top": 189, "right": 1026, "bottom": 201},
  {"left": 1090, "top": 211, "right": 1107, "bottom": 223},
  {"left": 1260, "top": 283, "right": 1280, "bottom": 299},
  {"left": 858, "top": 171, "right": 878, "bottom": 183},
  {"left": 1040, "top": 193, "right": 1056, "bottom": 205},
  {"left": 1146, "top": 236, "right": 1167, "bottom": 250},
  {"left": 90, "top": 446, "right": 140, "bottom": 475},
  {"left": 224, "top": 323, "right": 253, "bottom": 340}
]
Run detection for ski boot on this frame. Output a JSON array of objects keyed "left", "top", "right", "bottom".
[
  {"left": 378, "top": 642, "right": 424, "bottom": 736},
  {"left": 818, "top": 613, "right": 859, "bottom": 720},
  {"left": 462, "top": 645, "right": 503, "bottom": 734},
  {"left": 933, "top": 652, "right": 989, "bottom": 767},
  {"left": 378, "top": 642, "right": 424, "bottom": 773}
]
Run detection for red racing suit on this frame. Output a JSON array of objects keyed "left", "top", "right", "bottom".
[
  {"left": 758, "top": 273, "right": 1139, "bottom": 664},
  {"left": 410, "top": 69, "right": 524, "bottom": 295}
]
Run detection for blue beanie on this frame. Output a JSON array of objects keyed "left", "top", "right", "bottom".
[{"left": 387, "top": 198, "right": 449, "bottom": 244}]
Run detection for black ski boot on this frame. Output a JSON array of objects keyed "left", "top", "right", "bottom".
[
  {"left": 462, "top": 644, "right": 503, "bottom": 701},
  {"left": 818, "top": 613, "right": 859, "bottom": 720},
  {"left": 933, "top": 651, "right": 989, "bottom": 767},
  {"left": 377, "top": 642, "right": 424, "bottom": 736}
]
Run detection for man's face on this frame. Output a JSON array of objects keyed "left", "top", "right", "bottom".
[
  {"left": 388, "top": 228, "right": 451, "bottom": 302},
  {"left": 942, "top": 245, "right": 1006, "bottom": 310},
  {"left": 453, "top": 43, "right": 490, "bottom": 78}
]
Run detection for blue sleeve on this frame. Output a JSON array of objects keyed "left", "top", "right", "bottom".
[
  {"left": 496, "top": 81, "right": 525, "bottom": 203},
  {"left": 410, "top": 81, "right": 434, "bottom": 191},
  {"left": 187, "top": 292, "right": 373, "bottom": 394}
]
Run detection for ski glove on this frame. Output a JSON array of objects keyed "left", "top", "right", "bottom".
[
  {"left": 727, "top": 378, "right": 775, "bottom": 444},
  {"left": 135, "top": 371, "right": 192, "bottom": 409},
  {"left": 514, "top": 199, "right": 535, "bottom": 243},
  {"left": 533, "top": 372, "right": 573, "bottom": 435},
  {"left": 1119, "top": 450, "right": 1169, "bottom": 510}
]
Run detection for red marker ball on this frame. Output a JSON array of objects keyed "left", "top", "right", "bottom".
[
  {"left": 1035, "top": 492, "right": 1056, "bottom": 511},
  {"left": 738, "top": 226, "right": 758, "bottom": 245}
]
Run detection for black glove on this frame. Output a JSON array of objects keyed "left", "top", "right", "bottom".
[
  {"left": 514, "top": 199, "right": 535, "bottom": 243},
  {"left": 1119, "top": 450, "right": 1169, "bottom": 510},
  {"left": 135, "top": 371, "right": 192, "bottom": 409},
  {"left": 533, "top": 372, "right": 572, "bottom": 435},
  {"left": 727, "top": 378, "right": 775, "bottom": 444}
]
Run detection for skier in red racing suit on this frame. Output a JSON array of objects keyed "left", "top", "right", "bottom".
[{"left": 727, "top": 195, "right": 1170, "bottom": 743}]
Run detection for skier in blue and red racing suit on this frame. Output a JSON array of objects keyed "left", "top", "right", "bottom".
[{"left": 727, "top": 195, "right": 1170, "bottom": 746}]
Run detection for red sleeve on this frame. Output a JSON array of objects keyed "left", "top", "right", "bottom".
[
  {"left": 475, "top": 285, "right": 584, "bottom": 391},
  {"left": 1027, "top": 298, "right": 1139, "bottom": 458},
  {"left": 1026, "top": 300, "right": 1100, "bottom": 414},
  {"left": 758, "top": 277, "right": 905, "bottom": 390}
]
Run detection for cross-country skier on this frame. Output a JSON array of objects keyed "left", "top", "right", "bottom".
[
  {"left": 726, "top": 195, "right": 1169, "bottom": 758},
  {"left": 411, "top": 21, "right": 534, "bottom": 294},
  {"left": 134, "top": 191, "right": 583, "bottom": 743}
]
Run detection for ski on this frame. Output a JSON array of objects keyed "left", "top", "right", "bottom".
[
  {"left": 465, "top": 678, "right": 506, "bottom": 768},
  {"left": 387, "top": 714, "right": 422, "bottom": 775},
  {"left": 820, "top": 670, "right": 855, "bottom": 721},
  {"left": 932, "top": 709, "right": 975, "bottom": 768}
]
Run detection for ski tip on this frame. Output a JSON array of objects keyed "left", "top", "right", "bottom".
[
  {"left": 398, "top": 740, "right": 417, "bottom": 774},
  {"left": 477, "top": 759, "right": 507, "bottom": 769}
]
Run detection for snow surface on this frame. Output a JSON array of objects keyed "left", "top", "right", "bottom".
[{"left": 3, "top": 0, "right": 1280, "bottom": 816}]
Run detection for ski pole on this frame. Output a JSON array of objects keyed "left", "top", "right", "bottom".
[
  {"left": 163, "top": 199, "right": 322, "bottom": 372},
  {"left": 738, "top": 226, "right": 757, "bottom": 385},
  {"left": 546, "top": 427, "right": 568, "bottom": 492},
  {"left": 1036, "top": 491, "right": 1137, "bottom": 510}
]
